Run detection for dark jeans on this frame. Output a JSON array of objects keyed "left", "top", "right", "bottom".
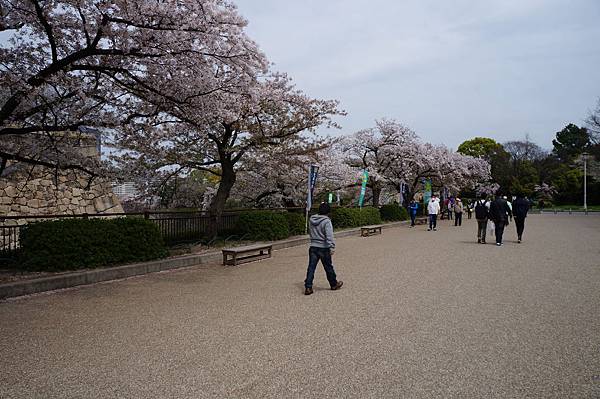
[
  {"left": 477, "top": 219, "right": 487, "bottom": 241},
  {"left": 429, "top": 214, "right": 437, "bottom": 229},
  {"left": 515, "top": 217, "right": 525, "bottom": 239},
  {"left": 447, "top": 209, "right": 453, "bottom": 220},
  {"left": 410, "top": 213, "right": 417, "bottom": 226},
  {"left": 454, "top": 212, "right": 462, "bottom": 226},
  {"left": 495, "top": 220, "right": 506, "bottom": 244},
  {"left": 305, "top": 246, "right": 338, "bottom": 289}
]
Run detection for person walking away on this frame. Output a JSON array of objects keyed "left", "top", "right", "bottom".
[
  {"left": 466, "top": 199, "right": 473, "bottom": 219},
  {"left": 408, "top": 199, "right": 419, "bottom": 227},
  {"left": 448, "top": 197, "right": 454, "bottom": 220},
  {"left": 489, "top": 193, "right": 512, "bottom": 246},
  {"left": 474, "top": 194, "right": 490, "bottom": 243},
  {"left": 427, "top": 195, "right": 440, "bottom": 231},
  {"left": 454, "top": 198, "right": 464, "bottom": 226},
  {"left": 441, "top": 198, "right": 449, "bottom": 220},
  {"left": 304, "top": 203, "right": 343, "bottom": 295},
  {"left": 513, "top": 193, "right": 530, "bottom": 243}
]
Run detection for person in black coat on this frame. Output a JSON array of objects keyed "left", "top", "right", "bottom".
[
  {"left": 512, "top": 193, "right": 530, "bottom": 243},
  {"left": 489, "top": 193, "right": 512, "bottom": 246}
]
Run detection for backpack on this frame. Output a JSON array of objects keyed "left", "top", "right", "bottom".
[{"left": 475, "top": 200, "right": 488, "bottom": 219}]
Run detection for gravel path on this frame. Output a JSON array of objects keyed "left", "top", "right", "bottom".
[{"left": 1, "top": 214, "right": 599, "bottom": 398}]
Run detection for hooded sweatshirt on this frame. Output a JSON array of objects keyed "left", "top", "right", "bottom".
[{"left": 309, "top": 214, "right": 335, "bottom": 249}]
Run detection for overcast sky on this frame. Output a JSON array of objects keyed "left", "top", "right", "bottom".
[{"left": 235, "top": 0, "right": 600, "bottom": 150}]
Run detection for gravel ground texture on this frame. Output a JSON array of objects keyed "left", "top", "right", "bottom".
[{"left": 1, "top": 214, "right": 599, "bottom": 398}]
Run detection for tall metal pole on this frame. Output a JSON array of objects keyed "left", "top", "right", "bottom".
[{"left": 582, "top": 152, "right": 588, "bottom": 211}]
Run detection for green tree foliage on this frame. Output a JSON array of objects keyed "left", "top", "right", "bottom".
[
  {"left": 549, "top": 165, "right": 583, "bottom": 204},
  {"left": 552, "top": 124, "right": 590, "bottom": 161},
  {"left": 457, "top": 137, "right": 503, "bottom": 158},
  {"left": 458, "top": 137, "right": 511, "bottom": 191}
]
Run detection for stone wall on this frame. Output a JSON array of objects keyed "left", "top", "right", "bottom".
[{"left": 0, "top": 169, "right": 123, "bottom": 251}]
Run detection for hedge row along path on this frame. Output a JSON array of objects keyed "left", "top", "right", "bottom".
[{"left": 0, "top": 215, "right": 599, "bottom": 398}]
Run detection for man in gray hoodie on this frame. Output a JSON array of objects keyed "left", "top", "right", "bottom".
[{"left": 304, "top": 203, "right": 343, "bottom": 295}]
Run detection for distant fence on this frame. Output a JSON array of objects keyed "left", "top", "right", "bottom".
[
  {"left": 536, "top": 208, "right": 600, "bottom": 215},
  {"left": 0, "top": 207, "right": 306, "bottom": 261}
]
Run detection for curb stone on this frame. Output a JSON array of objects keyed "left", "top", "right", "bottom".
[{"left": 0, "top": 220, "right": 412, "bottom": 300}]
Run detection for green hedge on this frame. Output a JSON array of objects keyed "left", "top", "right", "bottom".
[
  {"left": 331, "top": 207, "right": 382, "bottom": 228},
  {"left": 236, "top": 211, "right": 290, "bottom": 241},
  {"left": 235, "top": 208, "right": 383, "bottom": 240},
  {"left": 380, "top": 204, "right": 409, "bottom": 221},
  {"left": 285, "top": 212, "right": 306, "bottom": 236},
  {"left": 19, "top": 218, "right": 169, "bottom": 271}
]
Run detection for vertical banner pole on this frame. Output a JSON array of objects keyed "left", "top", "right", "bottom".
[{"left": 305, "top": 164, "right": 319, "bottom": 234}]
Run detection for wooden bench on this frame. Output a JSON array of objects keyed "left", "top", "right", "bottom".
[
  {"left": 361, "top": 224, "right": 383, "bottom": 237},
  {"left": 222, "top": 243, "right": 273, "bottom": 266}
]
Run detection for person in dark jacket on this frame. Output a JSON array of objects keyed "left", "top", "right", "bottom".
[
  {"left": 465, "top": 199, "right": 473, "bottom": 219},
  {"left": 512, "top": 193, "right": 530, "bottom": 243},
  {"left": 489, "top": 193, "right": 512, "bottom": 246},
  {"left": 304, "top": 203, "right": 343, "bottom": 295},
  {"left": 408, "top": 199, "right": 419, "bottom": 227},
  {"left": 474, "top": 193, "right": 490, "bottom": 244}
]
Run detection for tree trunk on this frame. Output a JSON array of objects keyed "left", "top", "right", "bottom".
[
  {"left": 371, "top": 185, "right": 381, "bottom": 207},
  {"left": 207, "top": 161, "right": 236, "bottom": 238}
]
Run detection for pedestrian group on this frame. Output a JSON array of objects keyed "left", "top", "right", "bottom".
[{"left": 304, "top": 192, "right": 531, "bottom": 295}]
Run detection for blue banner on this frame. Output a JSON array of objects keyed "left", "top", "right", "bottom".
[{"left": 306, "top": 164, "right": 319, "bottom": 210}]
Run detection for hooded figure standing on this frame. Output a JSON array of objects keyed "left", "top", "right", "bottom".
[{"left": 304, "top": 203, "right": 343, "bottom": 295}]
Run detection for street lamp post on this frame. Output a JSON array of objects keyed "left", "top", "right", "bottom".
[{"left": 582, "top": 152, "right": 589, "bottom": 212}]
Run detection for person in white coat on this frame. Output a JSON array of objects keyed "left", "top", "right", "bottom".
[{"left": 427, "top": 195, "right": 440, "bottom": 231}]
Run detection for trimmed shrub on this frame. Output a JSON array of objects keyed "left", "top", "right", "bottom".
[
  {"left": 357, "top": 207, "right": 383, "bottom": 226},
  {"left": 380, "top": 204, "right": 409, "bottom": 221},
  {"left": 285, "top": 212, "right": 306, "bottom": 236},
  {"left": 19, "top": 218, "right": 169, "bottom": 271},
  {"left": 330, "top": 207, "right": 355, "bottom": 228},
  {"left": 236, "top": 211, "right": 289, "bottom": 241},
  {"left": 331, "top": 207, "right": 382, "bottom": 228}
]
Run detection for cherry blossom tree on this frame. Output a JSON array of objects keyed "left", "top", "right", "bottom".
[
  {"left": 231, "top": 139, "right": 356, "bottom": 208},
  {"left": 534, "top": 183, "right": 557, "bottom": 201},
  {"left": 0, "top": 0, "right": 266, "bottom": 179},
  {"left": 341, "top": 120, "right": 490, "bottom": 205},
  {"left": 341, "top": 119, "right": 417, "bottom": 206},
  {"left": 114, "top": 73, "right": 344, "bottom": 234},
  {"left": 476, "top": 182, "right": 500, "bottom": 197}
]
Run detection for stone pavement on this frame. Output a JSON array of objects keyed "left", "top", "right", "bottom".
[{"left": 0, "top": 215, "right": 599, "bottom": 398}]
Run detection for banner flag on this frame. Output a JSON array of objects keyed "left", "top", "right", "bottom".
[
  {"left": 358, "top": 169, "right": 369, "bottom": 208},
  {"left": 423, "top": 179, "right": 432, "bottom": 207},
  {"left": 399, "top": 181, "right": 405, "bottom": 206},
  {"left": 306, "top": 164, "right": 319, "bottom": 211}
]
